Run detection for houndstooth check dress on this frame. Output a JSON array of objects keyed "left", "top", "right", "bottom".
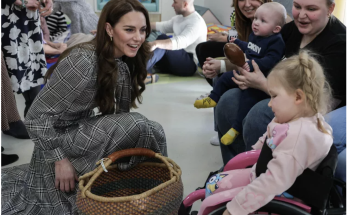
[{"left": 1, "top": 44, "right": 168, "bottom": 215}]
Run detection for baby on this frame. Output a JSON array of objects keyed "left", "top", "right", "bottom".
[{"left": 194, "top": 2, "right": 287, "bottom": 145}]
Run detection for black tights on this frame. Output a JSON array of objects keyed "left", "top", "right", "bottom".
[{"left": 22, "top": 86, "right": 41, "bottom": 117}]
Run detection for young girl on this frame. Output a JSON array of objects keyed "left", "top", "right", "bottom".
[{"left": 198, "top": 50, "right": 333, "bottom": 215}]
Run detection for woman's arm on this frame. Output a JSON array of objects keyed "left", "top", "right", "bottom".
[
  {"left": 43, "top": 43, "right": 67, "bottom": 55},
  {"left": 25, "top": 51, "right": 94, "bottom": 162},
  {"left": 208, "top": 29, "right": 229, "bottom": 42}
]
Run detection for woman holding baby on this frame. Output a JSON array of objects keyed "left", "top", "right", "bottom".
[{"left": 203, "top": 0, "right": 346, "bottom": 184}]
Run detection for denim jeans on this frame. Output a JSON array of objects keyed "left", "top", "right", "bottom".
[
  {"left": 325, "top": 106, "right": 346, "bottom": 182},
  {"left": 215, "top": 88, "right": 246, "bottom": 165}
]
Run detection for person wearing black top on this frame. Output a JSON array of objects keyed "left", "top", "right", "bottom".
[{"left": 281, "top": 16, "right": 346, "bottom": 107}]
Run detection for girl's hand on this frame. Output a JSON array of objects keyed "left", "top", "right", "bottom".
[
  {"left": 202, "top": 57, "right": 221, "bottom": 79},
  {"left": 55, "top": 158, "right": 78, "bottom": 192},
  {"left": 223, "top": 209, "right": 231, "bottom": 215},
  {"left": 39, "top": 0, "right": 53, "bottom": 17},
  {"left": 207, "top": 29, "right": 228, "bottom": 42},
  {"left": 232, "top": 60, "right": 268, "bottom": 92},
  {"left": 25, "top": 0, "right": 40, "bottom": 11}
]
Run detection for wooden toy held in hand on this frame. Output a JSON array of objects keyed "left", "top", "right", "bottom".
[{"left": 223, "top": 43, "right": 245, "bottom": 67}]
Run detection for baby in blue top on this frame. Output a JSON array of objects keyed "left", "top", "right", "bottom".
[{"left": 194, "top": 2, "right": 287, "bottom": 145}]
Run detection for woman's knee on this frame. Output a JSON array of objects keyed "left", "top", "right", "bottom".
[
  {"left": 325, "top": 106, "right": 346, "bottom": 154},
  {"left": 243, "top": 99, "right": 273, "bottom": 148}
]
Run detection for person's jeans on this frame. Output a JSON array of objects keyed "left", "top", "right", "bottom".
[
  {"left": 215, "top": 88, "right": 248, "bottom": 165},
  {"left": 325, "top": 106, "right": 346, "bottom": 182}
]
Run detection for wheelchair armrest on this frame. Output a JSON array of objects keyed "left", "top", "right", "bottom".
[
  {"left": 182, "top": 189, "right": 206, "bottom": 207},
  {"left": 223, "top": 150, "right": 261, "bottom": 172}
]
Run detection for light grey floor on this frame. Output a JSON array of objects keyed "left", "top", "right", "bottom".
[{"left": 1, "top": 75, "right": 222, "bottom": 211}]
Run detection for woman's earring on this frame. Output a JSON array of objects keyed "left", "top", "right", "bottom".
[{"left": 110, "top": 35, "right": 113, "bottom": 41}]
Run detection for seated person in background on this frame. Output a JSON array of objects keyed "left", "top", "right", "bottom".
[
  {"left": 40, "top": 16, "right": 67, "bottom": 55},
  {"left": 146, "top": 0, "right": 207, "bottom": 77},
  {"left": 52, "top": 0, "right": 99, "bottom": 34},
  {"left": 195, "top": 2, "right": 286, "bottom": 145},
  {"left": 45, "top": 11, "right": 68, "bottom": 42},
  {"left": 201, "top": 50, "right": 333, "bottom": 215}
]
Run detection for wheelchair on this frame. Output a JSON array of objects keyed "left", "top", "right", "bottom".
[{"left": 179, "top": 144, "right": 346, "bottom": 215}]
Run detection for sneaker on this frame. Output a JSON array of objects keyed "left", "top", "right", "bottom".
[
  {"left": 210, "top": 135, "right": 220, "bottom": 146},
  {"left": 196, "top": 93, "right": 210, "bottom": 100},
  {"left": 145, "top": 74, "right": 159, "bottom": 85}
]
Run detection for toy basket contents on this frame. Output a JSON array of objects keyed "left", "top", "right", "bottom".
[{"left": 76, "top": 148, "right": 183, "bottom": 215}]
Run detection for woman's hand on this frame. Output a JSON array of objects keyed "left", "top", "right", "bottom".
[
  {"left": 231, "top": 60, "right": 268, "bottom": 92},
  {"left": 14, "top": 0, "right": 23, "bottom": 6},
  {"left": 223, "top": 209, "right": 231, "bottom": 215},
  {"left": 55, "top": 43, "right": 67, "bottom": 54},
  {"left": 207, "top": 29, "right": 228, "bottom": 42},
  {"left": 148, "top": 41, "right": 157, "bottom": 52},
  {"left": 51, "top": 42, "right": 67, "bottom": 52},
  {"left": 25, "top": 0, "right": 40, "bottom": 11},
  {"left": 39, "top": 0, "right": 53, "bottom": 17},
  {"left": 202, "top": 57, "right": 221, "bottom": 79},
  {"left": 55, "top": 158, "right": 78, "bottom": 192}
]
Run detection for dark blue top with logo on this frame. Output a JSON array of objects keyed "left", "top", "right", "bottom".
[{"left": 234, "top": 32, "right": 285, "bottom": 75}]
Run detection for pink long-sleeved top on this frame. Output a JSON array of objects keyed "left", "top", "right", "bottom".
[{"left": 227, "top": 114, "right": 333, "bottom": 215}]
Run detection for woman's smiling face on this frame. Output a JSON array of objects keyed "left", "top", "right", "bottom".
[
  {"left": 238, "top": 0, "right": 263, "bottom": 19},
  {"left": 106, "top": 11, "right": 147, "bottom": 58},
  {"left": 292, "top": 0, "right": 334, "bottom": 36}
]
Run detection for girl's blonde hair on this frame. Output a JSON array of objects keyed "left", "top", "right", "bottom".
[{"left": 268, "top": 50, "right": 332, "bottom": 135}]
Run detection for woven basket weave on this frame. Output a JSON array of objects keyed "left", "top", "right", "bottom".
[{"left": 76, "top": 148, "right": 183, "bottom": 215}]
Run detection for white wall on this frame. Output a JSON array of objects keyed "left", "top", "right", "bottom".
[
  {"left": 161, "top": 0, "right": 205, "bottom": 21},
  {"left": 85, "top": 0, "right": 94, "bottom": 11},
  {"left": 204, "top": 0, "right": 232, "bottom": 26},
  {"left": 84, "top": 0, "right": 206, "bottom": 22}
]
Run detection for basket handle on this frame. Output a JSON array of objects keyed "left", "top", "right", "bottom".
[
  {"left": 80, "top": 148, "right": 160, "bottom": 198},
  {"left": 107, "top": 148, "right": 156, "bottom": 162}
]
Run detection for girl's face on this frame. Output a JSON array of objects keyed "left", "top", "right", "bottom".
[
  {"left": 267, "top": 76, "right": 301, "bottom": 124},
  {"left": 237, "top": 0, "right": 263, "bottom": 19},
  {"left": 106, "top": 11, "right": 147, "bottom": 58},
  {"left": 292, "top": 0, "right": 334, "bottom": 36}
]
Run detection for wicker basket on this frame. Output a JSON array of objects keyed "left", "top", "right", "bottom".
[{"left": 76, "top": 148, "right": 183, "bottom": 215}]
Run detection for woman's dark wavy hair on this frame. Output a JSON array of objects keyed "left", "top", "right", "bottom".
[{"left": 45, "top": 0, "right": 152, "bottom": 115}]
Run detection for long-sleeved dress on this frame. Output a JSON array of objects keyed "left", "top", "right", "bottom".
[{"left": 1, "top": 44, "right": 168, "bottom": 215}]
